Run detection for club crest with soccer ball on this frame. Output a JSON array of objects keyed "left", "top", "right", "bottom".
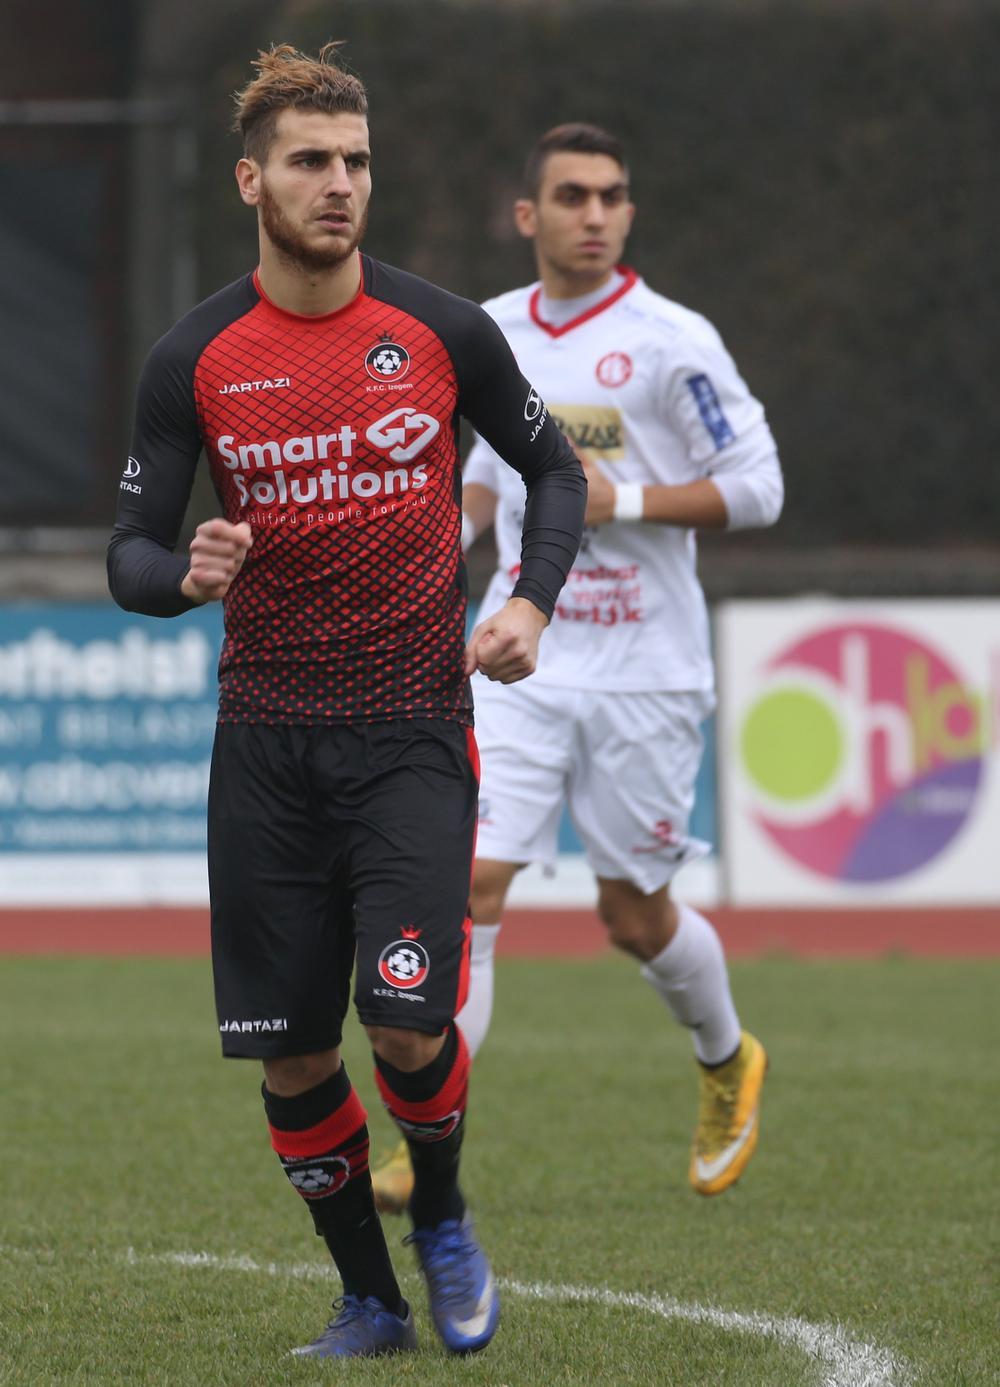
[
  {"left": 364, "top": 336, "right": 411, "bottom": 381},
  {"left": 378, "top": 926, "right": 430, "bottom": 989},
  {"left": 281, "top": 1154, "right": 351, "bottom": 1200}
]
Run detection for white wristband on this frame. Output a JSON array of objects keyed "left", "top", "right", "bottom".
[
  {"left": 461, "top": 513, "right": 478, "bottom": 552},
  {"left": 613, "top": 482, "right": 644, "bottom": 522}
]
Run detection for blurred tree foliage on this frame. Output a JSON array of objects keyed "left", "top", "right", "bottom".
[{"left": 192, "top": 0, "right": 999, "bottom": 549}]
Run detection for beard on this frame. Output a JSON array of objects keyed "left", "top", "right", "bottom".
[{"left": 259, "top": 179, "right": 368, "bottom": 272}]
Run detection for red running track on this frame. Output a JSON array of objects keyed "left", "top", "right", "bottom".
[{"left": 0, "top": 906, "right": 996, "bottom": 957}]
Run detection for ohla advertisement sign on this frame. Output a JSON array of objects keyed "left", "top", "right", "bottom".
[{"left": 718, "top": 601, "right": 1000, "bottom": 905}]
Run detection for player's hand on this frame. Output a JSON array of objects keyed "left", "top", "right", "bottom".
[
  {"left": 181, "top": 518, "right": 253, "bottom": 603},
  {"left": 580, "top": 454, "right": 616, "bottom": 525},
  {"left": 464, "top": 597, "right": 548, "bottom": 684}
]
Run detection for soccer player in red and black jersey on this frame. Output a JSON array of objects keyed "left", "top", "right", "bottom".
[{"left": 107, "top": 44, "right": 586, "bottom": 1361}]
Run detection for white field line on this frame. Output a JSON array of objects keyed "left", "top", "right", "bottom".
[{"left": 121, "top": 1247, "right": 912, "bottom": 1387}]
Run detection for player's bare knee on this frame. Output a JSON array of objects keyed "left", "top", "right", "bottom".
[
  {"left": 365, "top": 1024, "right": 446, "bottom": 1072},
  {"left": 602, "top": 910, "right": 652, "bottom": 959},
  {"left": 470, "top": 858, "right": 520, "bottom": 922},
  {"left": 597, "top": 882, "right": 678, "bottom": 961},
  {"left": 470, "top": 882, "right": 507, "bottom": 921},
  {"left": 262, "top": 1047, "right": 341, "bottom": 1096}
]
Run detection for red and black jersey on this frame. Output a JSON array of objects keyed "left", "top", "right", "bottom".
[{"left": 108, "top": 255, "right": 586, "bottom": 725}]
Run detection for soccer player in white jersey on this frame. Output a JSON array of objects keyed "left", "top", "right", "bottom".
[{"left": 374, "top": 123, "right": 783, "bottom": 1212}]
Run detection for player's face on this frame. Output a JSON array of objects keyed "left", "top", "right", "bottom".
[
  {"left": 515, "top": 152, "right": 635, "bottom": 291},
  {"left": 239, "top": 109, "right": 372, "bottom": 272}
]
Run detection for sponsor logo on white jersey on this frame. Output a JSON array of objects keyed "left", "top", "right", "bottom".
[
  {"left": 686, "top": 372, "right": 735, "bottom": 449},
  {"left": 550, "top": 404, "right": 625, "bottom": 460},
  {"left": 595, "top": 351, "right": 633, "bottom": 387}
]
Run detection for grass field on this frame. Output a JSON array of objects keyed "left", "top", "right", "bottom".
[{"left": 1, "top": 951, "right": 997, "bottom": 1385}]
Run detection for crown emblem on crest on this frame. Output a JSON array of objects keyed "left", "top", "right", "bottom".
[{"left": 400, "top": 926, "right": 421, "bottom": 940}]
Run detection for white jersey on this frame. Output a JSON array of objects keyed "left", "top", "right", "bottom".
[{"left": 465, "top": 268, "right": 782, "bottom": 691}]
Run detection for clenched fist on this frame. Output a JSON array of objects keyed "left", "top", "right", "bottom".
[
  {"left": 464, "top": 596, "right": 548, "bottom": 684},
  {"left": 181, "top": 518, "right": 253, "bottom": 604}
]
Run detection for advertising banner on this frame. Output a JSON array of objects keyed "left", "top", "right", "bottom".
[
  {"left": 0, "top": 601, "right": 720, "bottom": 906},
  {"left": 0, "top": 603, "right": 222, "bottom": 903},
  {"left": 717, "top": 600, "right": 1000, "bottom": 905}
]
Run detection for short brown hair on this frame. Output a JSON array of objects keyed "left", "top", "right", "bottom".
[
  {"left": 523, "top": 123, "right": 628, "bottom": 198},
  {"left": 232, "top": 42, "right": 368, "bottom": 164}
]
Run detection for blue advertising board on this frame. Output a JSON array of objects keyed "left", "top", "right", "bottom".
[
  {"left": 0, "top": 601, "right": 717, "bottom": 901},
  {"left": 0, "top": 603, "right": 222, "bottom": 857}
]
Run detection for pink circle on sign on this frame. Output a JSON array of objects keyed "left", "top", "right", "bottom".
[
  {"left": 596, "top": 352, "right": 633, "bottom": 387},
  {"left": 755, "top": 622, "right": 982, "bottom": 883}
]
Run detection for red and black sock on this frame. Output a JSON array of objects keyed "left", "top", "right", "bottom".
[
  {"left": 263, "top": 1065, "right": 403, "bottom": 1315},
  {"left": 374, "top": 1022, "right": 469, "bottom": 1230}
]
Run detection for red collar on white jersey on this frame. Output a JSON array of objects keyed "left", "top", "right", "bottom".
[{"left": 529, "top": 266, "right": 638, "bottom": 339}]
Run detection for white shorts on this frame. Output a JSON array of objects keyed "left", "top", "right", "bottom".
[{"left": 472, "top": 676, "right": 715, "bottom": 894}]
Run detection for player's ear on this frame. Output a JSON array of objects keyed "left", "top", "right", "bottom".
[
  {"left": 236, "top": 157, "right": 262, "bottom": 207},
  {"left": 513, "top": 199, "right": 537, "bottom": 240}
]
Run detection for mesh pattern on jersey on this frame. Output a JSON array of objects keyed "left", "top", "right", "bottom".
[{"left": 194, "top": 293, "right": 469, "bottom": 724}]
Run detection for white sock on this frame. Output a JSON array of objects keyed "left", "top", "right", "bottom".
[
  {"left": 456, "top": 923, "right": 501, "bottom": 1058},
  {"left": 640, "top": 902, "right": 741, "bottom": 1065}
]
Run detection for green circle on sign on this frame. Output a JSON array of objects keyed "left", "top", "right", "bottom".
[{"left": 742, "top": 688, "right": 842, "bottom": 802}]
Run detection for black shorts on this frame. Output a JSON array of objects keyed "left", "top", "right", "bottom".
[{"left": 208, "top": 720, "right": 478, "bottom": 1058}]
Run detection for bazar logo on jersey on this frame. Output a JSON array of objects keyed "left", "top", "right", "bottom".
[
  {"left": 364, "top": 338, "right": 410, "bottom": 382},
  {"left": 215, "top": 407, "right": 440, "bottom": 508},
  {"left": 739, "top": 622, "right": 990, "bottom": 883},
  {"left": 551, "top": 404, "right": 625, "bottom": 460},
  {"left": 378, "top": 928, "right": 430, "bottom": 990}
]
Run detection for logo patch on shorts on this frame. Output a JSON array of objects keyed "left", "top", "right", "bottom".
[{"left": 378, "top": 934, "right": 430, "bottom": 989}]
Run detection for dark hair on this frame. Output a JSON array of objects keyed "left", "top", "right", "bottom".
[
  {"left": 232, "top": 42, "right": 368, "bottom": 164},
  {"left": 522, "top": 123, "right": 628, "bottom": 198}
]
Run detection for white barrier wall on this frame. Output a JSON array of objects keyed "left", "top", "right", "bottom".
[{"left": 717, "top": 599, "right": 1000, "bottom": 905}]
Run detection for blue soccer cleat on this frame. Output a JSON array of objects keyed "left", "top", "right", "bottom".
[
  {"left": 405, "top": 1216, "right": 500, "bottom": 1354},
  {"left": 291, "top": 1294, "right": 417, "bottom": 1359}
]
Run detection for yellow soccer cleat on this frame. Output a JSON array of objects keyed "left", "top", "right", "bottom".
[
  {"left": 371, "top": 1139, "right": 414, "bottom": 1216},
  {"left": 690, "top": 1031, "right": 768, "bottom": 1196}
]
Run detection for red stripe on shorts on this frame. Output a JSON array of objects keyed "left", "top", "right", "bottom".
[
  {"left": 465, "top": 726, "right": 481, "bottom": 785},
  {"left": 459, "top": 725, "right": 479, "bottom": 1015},
  {"left": 455, "top": 912, "right": 472, "bottom": 1016}
]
